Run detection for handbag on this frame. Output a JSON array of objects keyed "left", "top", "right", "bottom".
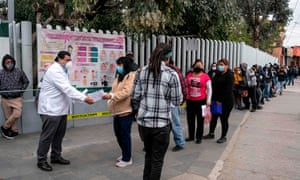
[{"left": 211, "top": 101, "right": 222, "bottom": 114}]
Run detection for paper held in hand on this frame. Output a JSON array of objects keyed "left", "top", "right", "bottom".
[{"left": 87, "top": 90, "right": 105, "bottom": 102}]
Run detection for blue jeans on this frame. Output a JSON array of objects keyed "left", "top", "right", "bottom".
[
  {"left": 113, "top": 114, "right": 134, "bottom": 162},
  {"left": 288, "top": 76, "right": 295, "bottom": 85},
  {"left": 171, "top": 106, "right": 185, "bottom": 148},
  {"left": 278, "top": 81, "right": 284, "bottom": 93},
  {"left": 264, "top": 82, "right": 271, "bottom": 99}
]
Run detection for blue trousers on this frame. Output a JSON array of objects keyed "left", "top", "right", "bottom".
[
  {"left": 171, "top": 106, "right": 185, "bottom": 148},
  {"left": 113, "top": 114, "right": 134, "bottom": 162}
]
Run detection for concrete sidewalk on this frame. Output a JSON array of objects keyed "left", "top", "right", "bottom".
[
  {"left": 0, "top": 106, "right": 245, "bottom": 179},
  {"left": 217, "top": 80, "right": 300, "bottom": 180},
  {"left": 0, "top": 80, "right": 299, "bottom": 180}
]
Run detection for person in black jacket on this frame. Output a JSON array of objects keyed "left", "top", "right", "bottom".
[
  {"left": 203, "top": 58, "right": 234, "bottom": 143},
  {"left": 0, "top": 54, "right": 29, "bottom": 140}
]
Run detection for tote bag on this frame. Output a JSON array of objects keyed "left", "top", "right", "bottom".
[{"left": 211, "top": 101, "right": 222, "bottom": 114}]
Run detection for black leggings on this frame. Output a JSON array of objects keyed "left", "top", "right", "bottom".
[
  {"left": 209, "top": 101, "right": 233, "bottom": 138},
  {"left": 186, "top": 99, "right": 206, "bottom": 140}
]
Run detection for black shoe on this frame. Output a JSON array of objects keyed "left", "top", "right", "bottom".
[
  {"left": 185, "top": 138, "right": 194, "bottom": 142},
  {"left": 250, "top": 109, "right": 256, "bottom": 112},
  {"left": 256, "top": 105, "right": 263, "bottom": 110},
  {"left": 37, "top": 162, "right": 53, "bottom": 171},
  {"left": 11, "top": 131, "right": 19, "bottom": 137},
  {"left": 216, "top": 137, "right": 227, "bottom": 144},
  {"left": 195, "top": 139, "right": 202, "bottom": 144},
  {"left": 172, "top": 145, "right": 184, "bottom": 152},
  {"left": 203, "top": 133, "right": 214, "bottom": 139},
  {"left": 51, "top": 157, "right": 70, "bottom": 165},
  {"left": 1, "top": 126, "right": 14, "bottom": 140}
]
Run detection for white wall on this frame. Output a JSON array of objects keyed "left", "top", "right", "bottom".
[{"left": 0, "top": 37, "right": 10, "bottom": 61}]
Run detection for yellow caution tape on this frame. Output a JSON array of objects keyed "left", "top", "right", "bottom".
[{"left": 67, "top": 111, "right": 112, "bottom": 121}]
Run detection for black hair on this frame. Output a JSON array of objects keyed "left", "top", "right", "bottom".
[
  {"left": 2, "top": 54, "right": 16, "bottom": 69},
  {"left": 148, "top": 43, "right": 172, "bottom": 87},
  {"left": 54, "top": 51, "right": 71, "bottom": 62},
  {"left": 116, "top": 56, "right": 131, "bottom": 82}
]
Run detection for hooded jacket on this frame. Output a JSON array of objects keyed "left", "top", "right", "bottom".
[{"left": 0, "top": 54, "right": 29, "bottom": 99}]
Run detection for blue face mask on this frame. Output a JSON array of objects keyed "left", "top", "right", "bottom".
[
  {"left": 217, "top": 65, "right": 225, "bottom": 72},
  {"left": 117, "top": 66, "right": 124, "bottom": 74}
]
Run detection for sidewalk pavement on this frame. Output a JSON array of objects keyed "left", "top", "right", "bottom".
[
  {"left": 217, "top": 80, "right": 300, "bottom": 180},
  {"left": 0, "top": 80, "right": 299, "bottom": 180}
]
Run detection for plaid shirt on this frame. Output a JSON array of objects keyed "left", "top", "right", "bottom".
[{"left": 132, "top": 62, "right": 182, "bottom": 128}]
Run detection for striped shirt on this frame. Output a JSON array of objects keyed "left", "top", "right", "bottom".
[{"left": 132, "top": 62, "right": 182, "bottom": 128}]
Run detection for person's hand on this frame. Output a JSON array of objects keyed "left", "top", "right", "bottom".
[
  {"left": 102, "top": 93, "right": 112, "bottom": 100},
  {"left": 84, "top": 96, "right": 94, "bottom": 104},
  {"left": 206, "top": 102, "right": 211, "bottom": 106}
]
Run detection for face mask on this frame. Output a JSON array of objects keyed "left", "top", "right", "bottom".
[
  {"left": 65, "top": 61, "right": 72, "bottom": 72},
  {"left": 193, "top": 67, "right": 202, "bottom": 73},
  {"left": 5, "top": 63, "right": 13, "bottom": 70},
  {"left": 212, "top": 67, "right": 217, "bottom": 71},
  {"left": 117, "top": 66, "right": 124, "bottom": 74},
  {"left": 237, "top": 70, "right": 241, "bottom": 74},
  {"left": 217, "top": 65, "right": 225, "bottom": 72}
]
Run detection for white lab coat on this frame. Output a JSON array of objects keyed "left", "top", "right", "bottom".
[{"left": 38, "top": 62, "right": 86, "bottom": 116}]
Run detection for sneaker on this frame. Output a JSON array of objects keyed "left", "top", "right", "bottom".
[
  {"left": 116, "top": 155, "right": 122, "bottom": 162},
  {"left": 1, "top": 126, "right": 14, "bottom": 140},
  {"left": 11, "top": 131, "right": 19, "bottom": 137},
  {"left": 115, "top": 159, "right": 133, "bottom": 167},
  {"left": 172, "top": 145, "right": 184, "bottom": 152},
  {"left": 203, "top": 133, "right": 214, "bottom": 139},
  {"left": 217, "top": 137, "right": 227, "bottom": 144}
]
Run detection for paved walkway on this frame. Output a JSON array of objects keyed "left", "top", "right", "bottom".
[
  {"left": 217, "top": 80, "right": 300, "bottom": 180},
  {"left": 0, "top": 80, "right": 299, "bottom": 180}
]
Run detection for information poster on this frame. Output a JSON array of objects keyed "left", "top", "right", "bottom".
[{"left": 37, "top": 28, "right": 125, "bottom": 89}]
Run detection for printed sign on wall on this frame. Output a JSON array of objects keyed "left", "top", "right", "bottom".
[{"left": 37, "top": 28, "right": 125, "bottom": 89}]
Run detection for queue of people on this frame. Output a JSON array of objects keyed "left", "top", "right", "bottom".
[
  {"left": 232, "top": 62, "right": 297, "bottom": 113},
  {"left": 0, "top": 47, "right": 298, "bottom": 180}
]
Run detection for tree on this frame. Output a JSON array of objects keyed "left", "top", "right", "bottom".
[
  {"left": 121, "top": 0, "right": 185, "bottom": 36},
  {"left": 177, "top": 1, "right": 239, "bottom": 40},
  {"left": 237, "top": 0, "right": 292, "bottom": 49}
]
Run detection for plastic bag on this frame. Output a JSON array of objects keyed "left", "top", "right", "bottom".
[
  {"left": 211, "top": 101, "right": 222, "bottom": 115},
  {"left": 202, "top": 105, "right": 212, "bottom": 124}
]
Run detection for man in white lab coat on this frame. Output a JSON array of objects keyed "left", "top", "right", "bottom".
[{"left": 36, "top": 51, "right": 94, "bottom": 171}]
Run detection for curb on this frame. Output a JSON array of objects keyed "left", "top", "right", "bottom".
[{"left": 207, "top": 111, "right": 251, "bottom": 180}]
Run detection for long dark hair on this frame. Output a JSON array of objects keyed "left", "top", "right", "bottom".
[{"left": 148, "top": 43, "right": 172, "bottom": 87}]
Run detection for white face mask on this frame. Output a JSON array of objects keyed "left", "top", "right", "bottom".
[
  {"left": 65, "top": 61, "right": 72, "bottom": 72},
  {"left": 212, "top": 67, "right": 217, "bottom": 71}
]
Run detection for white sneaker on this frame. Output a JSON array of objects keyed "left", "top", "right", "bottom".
[
  {"left": 116, "top": 155, "right": 122, "bottom": 162},
  {"left": 115, "top": 159, "right": 133, "bottom": 167}
]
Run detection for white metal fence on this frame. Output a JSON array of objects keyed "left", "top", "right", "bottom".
[{"left": 0, "top": 21, "right": 279, "bottom": 134}]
